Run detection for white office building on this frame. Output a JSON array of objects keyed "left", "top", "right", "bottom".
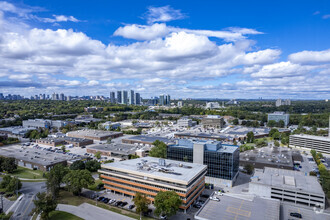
[{"left": 289, "top": 134, "right": 330, "bottom": 154}]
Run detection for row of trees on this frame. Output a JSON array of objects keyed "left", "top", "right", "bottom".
[
  {"left": 0, "top": 157, "right": 17, "bottom": 173},
  {"left": 0, "top": 175, "right": 22, "bottom": 193},
  {"left": 310, "top": 150, "right": 330, "bottom": 198}
]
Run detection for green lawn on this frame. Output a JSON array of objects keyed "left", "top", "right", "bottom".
[
  {"left": 87, "top": 179, "right": 103, "bottom": 191},
  {"left": 49, "top": 211, "right": 82, "bottom": 220},
  {"left": 11, "top": 166, "right": 45, "bottom": 180}
]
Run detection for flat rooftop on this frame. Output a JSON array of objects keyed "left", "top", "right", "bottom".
[
  {"left": 88, "top": 143, "right": 140, "bottom": 155},
  {"left": 290, "top": 134, "right": 330, "bottom": 142},
  {"left": 67, "top": 129, "right": 122, "bottom": 138},
  {"left": 251, "top": 167, "right": 325, "bottom": 195},
  {"left": 122, "top": 135, "right": 175, "bottom": 144},
  {"left": 39, "top": 136, "right": 91, "bottom": 143},
  {"left": 0, "top": 145, "right": 72, "bottom": 166},
  {"left": 240, "top": 146, "right": 294, "bottom": 167},
  {"left": 195, "top": 194, "right": 280, "bottom": 220},
  {"left": 175, "top": 132, "right": 227, "bottom": 139},
  {"left": 101, "top": 157, "right": 206, "bottom": 184}
]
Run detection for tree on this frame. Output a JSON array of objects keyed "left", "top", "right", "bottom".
[
  {"left": 154, "top": 191, "right": 182, "bottom": 218},
  {"left": 246, "top": 131, "right": 254, "bottom": 143},
  {"left": 149, "top": 140, "right": 167, "bottom": 158},
  {"left": 31, "top": 192, "right": 57, "bottom": 220},
  {"left": 6, "top": 176, "right": 22, "bottom": 192},
  {"left": 1, "top": 157, "right": 17, "bottom": 173},
  {"left": 272, "top": 131, "right": 280, "bottom": 140},
  {"left": 61, "top": 145, "right": 66, "bottom": 152},
  {"left": 277, "top": 120, "right": 285, "bottom": 128},
  {"left": 106, "top": 138, "right": 112, "bottom": 144},
  {"left": 85, "top": 160, "right": 101, "bottom": 172},
  {"left": 233, "top": 140, "right": 237, "bottom": 145},
  {"left": 63, "top": 170, "right": 94, "bottom": 195},
  {"left": 269, "top": 128, "right": 279, "bottom": 137},
  {"left": 133, "top": 192, "right": 150, "bottom": 220},
  {"left": 232, "top": 118, "right": 239, "bottom": 125},
  {"left": 128, "top": 154, "right": 140, "bottom": 160},
  {"left": 95, "top": 152, "right": 101, "bottom": 159},
  {"left": 46, "top": 164, "right": 69, "bottom": 199},
  {"left": 70, "top": 160, "right": 85, "bottom": 170},
  {"left": 267, "top": 120, "right": 276, "bottom": 127},
  {"left": 274, "top": 140, "right": 280, "bottom": 147},
  {"left": 0, "top": 175, "right": 12, "bottom": 189},
  {"left": 244, "top": 164, "right": 254, "bottom": 175}
]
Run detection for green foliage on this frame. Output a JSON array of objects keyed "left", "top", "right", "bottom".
[
  {"left": 61, "top": 145, "right": 66, "bottom": 152},
  {"left": 63, "top": 170, "right": 94, "bottom": 195},
  {"left": 31, "top": 192, "right": 58, "bottom": 220},
  {"left": 0, "top": 175, "right": 12, "bottom": 188},
  {"left": 70, "top": 160, "right": 85, "bottom": 170},
  {"left": 85, "top": 160, "right": 101, "bottom": 172},
  {"left": 94, "top": 152, "right": 101, "bottom": 159},
  {"left": 232, "top": 118, "right": 239, "bottom": 125},
  {"left": 132, "top": 192, "right": 150, "bottom": 218},
  {"left": 239, "top": 144, "right": 255, "bottom": 152},
  {"left": 122, "top": 128, "right": 142, "bottom": 135},
  {"left": 254, "top": 139, "right": 268, "bottom": 148},
  {"left": 269, "top": 128, "right": 279, "bottom": 137},
  {"left": 267, "top": 120, "right": 276, "bottom": 127},
  {"left": 149, "top": 140, "right": 167, "bottom": 158},
  {"left": 246, "top": 131, "right": 254, "bottom": 143},
  {"left": 128, "top": 154, "right": 140, "bottom": 160},
  {"left": 46, "top": 164, "right": 69, "bottom": 199},
  {"left": 274, "top": 140, "right": 280, "bottom": 147},
  {"left": 154, "top": 191, "right": 182, "bottom": 217},
  {"left": 5, "top": 176, "right": 22, "bottom": 192},
  {"left": 0, "top": 157, "right": 17, "bottom": 173},
  {"left": 0, "top": 137, "right": 20, "bottom": 145},
  {"left": 272, "top": 131, "right": 280, "bottom": 140},
  {"left": 25, "top": 128, "right": 49, "bottom": 140},
  {"left": 244, "top": 164, "right": 254, "bottom": 175}
]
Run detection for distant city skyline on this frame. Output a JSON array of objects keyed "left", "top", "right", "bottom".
[{"left": 0, "top": 1, "right": 330, "bottom": 99}]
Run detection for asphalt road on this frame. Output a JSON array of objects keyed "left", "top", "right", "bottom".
[{"left": 10, "top": 180, "right": 46, "bottom": 220}]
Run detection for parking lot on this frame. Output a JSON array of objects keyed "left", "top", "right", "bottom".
[{"left": 281, "top": 203, "right": 330, "bottom": 220}]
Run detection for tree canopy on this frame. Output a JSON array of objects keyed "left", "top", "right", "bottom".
[
  {"left": 149, "top": 140, "right": 167, "bottom": 158},
  {"left": 154, "top": 191, "right": 182, "bottom": 217},
  {"left": 31, "top": 192, "right": 57, "bottom": 220},
  {"left": 63, "top": 170, "right": 94, "bottom": 195}
]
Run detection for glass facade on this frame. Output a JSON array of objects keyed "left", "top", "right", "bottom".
[{"left": 167, "top": 144, "right": 239, "bottom": 180}]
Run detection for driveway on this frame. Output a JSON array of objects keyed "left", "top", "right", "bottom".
[{"left": 57, "top": 203, "right": 134, "bottom": 220}]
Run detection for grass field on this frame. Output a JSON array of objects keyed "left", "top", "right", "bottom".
[
  {"left": 49, "top": 211, "right": 83, "bottom": 220},
  {"left": 11, "top": 166, "right": 46, "bottom": 180},
  {"left": 87, "top": 179, "right": 103, "bottom": 191}
]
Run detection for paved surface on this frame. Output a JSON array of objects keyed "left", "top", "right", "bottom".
[
  {"left": 0, "top": 195, "right": 15, "bottom": 213},
  {"left": 57, "top": 203, "right": 134, "bottom": 220},
  {"left": 195, "top": 194, "right": 280, "bottom": 220},
  {"left": 10, "top": 180, "right": 46, "bottom": 220},
  {"left": 281, "top": 203, "right": 330, "bottom": 220}
]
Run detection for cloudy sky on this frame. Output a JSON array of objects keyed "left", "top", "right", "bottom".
[{"left": 0, "top": 0, "right": 329, "bottom": 99}]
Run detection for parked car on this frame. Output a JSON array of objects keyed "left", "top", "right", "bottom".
[
  {"left": 290, "top": 213, "right": 302, "bottom": 218},
  {"left": 201, "top": 194, "right": 209, "bottom": 198},
  {"left": 128, "top": 205, "right": 135, "bottom": 209},
  {"left": 97, "top": 196, "right": 104, "bottom": 201},
  {"left": 193, "top": 204, "right": 201, "bottom": 208},
  {"left": 215, "top": 191, "right": 223, "bottom": 196},
  {"left": 120, "top": 202, "right": 128, "bottom": 207},
  {"left": 160, "top": 214, "right": 167, "bottom": 219},
  {"left": 209, "top": 196, "right": 220, "bottom": 202}
]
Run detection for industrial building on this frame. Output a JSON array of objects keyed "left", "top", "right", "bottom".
[
  {"left": 121, "top": 135, "right": 176, "bottom": 146},
  {"left": 66, "top": 129, "right": 123, "bottom": 141},
  {"left": 99, "top": 121, "right": 121, "bottom": 130},
  {"left": 267, "top": 111, "right": 290, "bottom": 126},
  {"left": 87, "top": 143, "right": 149, "bottom": 160},
  {"left": 201, "top": 115, "right": 224, "bottom": 128},
  {"left": 177, "top": 118, "right": 196, "bottom": 127},
  {"left": 0, "top": 145, "right": 72, "bottom": 171},
  {"left": 174, "top": 132, "right": 226, "bottom": 141},
  {"left": 249, "top": 167, "right": 326, "bottom": 209},
  {"left": 23, "top": 119, "right": 69, "bottom": 129},
  {"left": 289, "top": 134, "right": 330, "bottom": 154},
  {"left": 99, "top": 157, "right": 207, "bottom": 210},
  {"left": 167, "top": 139, "right": 239, "bottom": 187},
  {"left": 74, "top": 115, "right": 102, "bottom": 124},
  {"left": 0, "top": 126, "right": 35, "bottom": 136},
  {"left": 36, "top": 137, "right": 93, "bottom": 147}
]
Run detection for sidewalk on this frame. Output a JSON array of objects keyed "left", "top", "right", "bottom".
[{"left": 57, "top": 203, "right": 134, "bottom": 220}]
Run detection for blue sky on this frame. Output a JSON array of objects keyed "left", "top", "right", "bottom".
[{"left": 0, "top": 0, "right": 330, "bottom": 99}]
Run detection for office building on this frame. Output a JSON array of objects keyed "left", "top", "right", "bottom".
[
  {"left": 23, "top": 119, "right": 52, "bottom": 129},
  {"left": 122, "top": 90, "right": 128, "bottom": 104},
  {"left": 289, "top": 134, "right": 330, "bottom": 154},
  {"left": 275, "top": 98, "right": 291, "bottom": 107},
  {"left": 205, "top": 102, "right": 220, "bottom": 109},
  {"left": 87, "top": 143, "right": 144, "bottom": 160},
  {"left": 177, "top": 118, "right": 195, "bottom": 127},
  {"left": 268, "top": 112, "right": 290, "bottom": 126},
  {"left": 122, "top": 135, "right": 176, "bottom": 146},
  {"left": 36, "top": 137, "right": 93, "bottom": 147},
  {"left": 177, "top": 101, "right": 183, "bottom": 107},
  {"left": 99, "top": 157, "right": 207, "bottom": 210},
  {"left": 135, "top": 93, "right": 141, "bottom": 105},
  {"left": 159, "top": 94, "right": 171, "bottom": 106},
  {"left": 159, "top": 94, "right": 165, "bottom": 106},
  {"left": 249, "top": 167, "right": 326, "bottom": 208},
  {"left": 201, "top": 115, "right": 224, "bottom": 128},
  {"left": 60, "top": 93, "right": 65, "bottom": 101},
  {"left": 99, "top": 121, "right": 121, "bottom": 130},
  {"left": 110, "top": 92, "right": 116, "bottom": 103},
  {"left": 167, "top": 139, "right": 239, "bottom": 187},
  {"left": 117, "top": 91, "right": 122, "bottom": 104},
  {"left": 165, "top": 94, "right": 171, "bottom": 105},
  {"left": 0, "top": 93, "right": 4, "bottom": 100}
]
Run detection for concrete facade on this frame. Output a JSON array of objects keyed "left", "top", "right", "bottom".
[{"left": 289, "top": 134, "right": 330, "bottom": 154}]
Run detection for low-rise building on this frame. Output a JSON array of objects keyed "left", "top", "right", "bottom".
[
  {"left": 201, "top": 115, "right": 224, "bottom": 128},
  {"left": 249, "top": 167, "right": 326, "bottom": 209},
  {"left": 167, "top": 139, "right": 239, "bottom": 187},
  {"left": 0, "top": 126, "right": 35, "bottom": 136},
  {"left": 87, "top": 144, "right": 146, "bottom": 160},
  {"left": 205, "top": 102, "right": 220, "bottom": 109},
  {"left": 289, "top": 134, "right": 330, "bottom": 154},
  {"left": 177, "top": 118, "right": 195, "bottom": 127},
  {"left": 66, "top": 129, "right": 123, "bottom": 141},
  {"left": 22, "top": 119, "right": 69, "bottom": 129},
  {"left": 36, "top": 137, "right": 93, "bottom": 147},
  {"left": 99, "top": 157, "right": 207, "bottom": 211},
  {"left": 74, "top": 115, "right": 102, "bottom": 124},
  {"left": 174, "top": 132, "right": 226, "bottom": 141},
  {"left": 122, "top": 135, "right": 175, "bottom": 146},
  {"left": 84, "top": 107, "right": 104, "bottom": 112},
  {"left": 99, "top": 121, "right": 121, "bottom": 130}
]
